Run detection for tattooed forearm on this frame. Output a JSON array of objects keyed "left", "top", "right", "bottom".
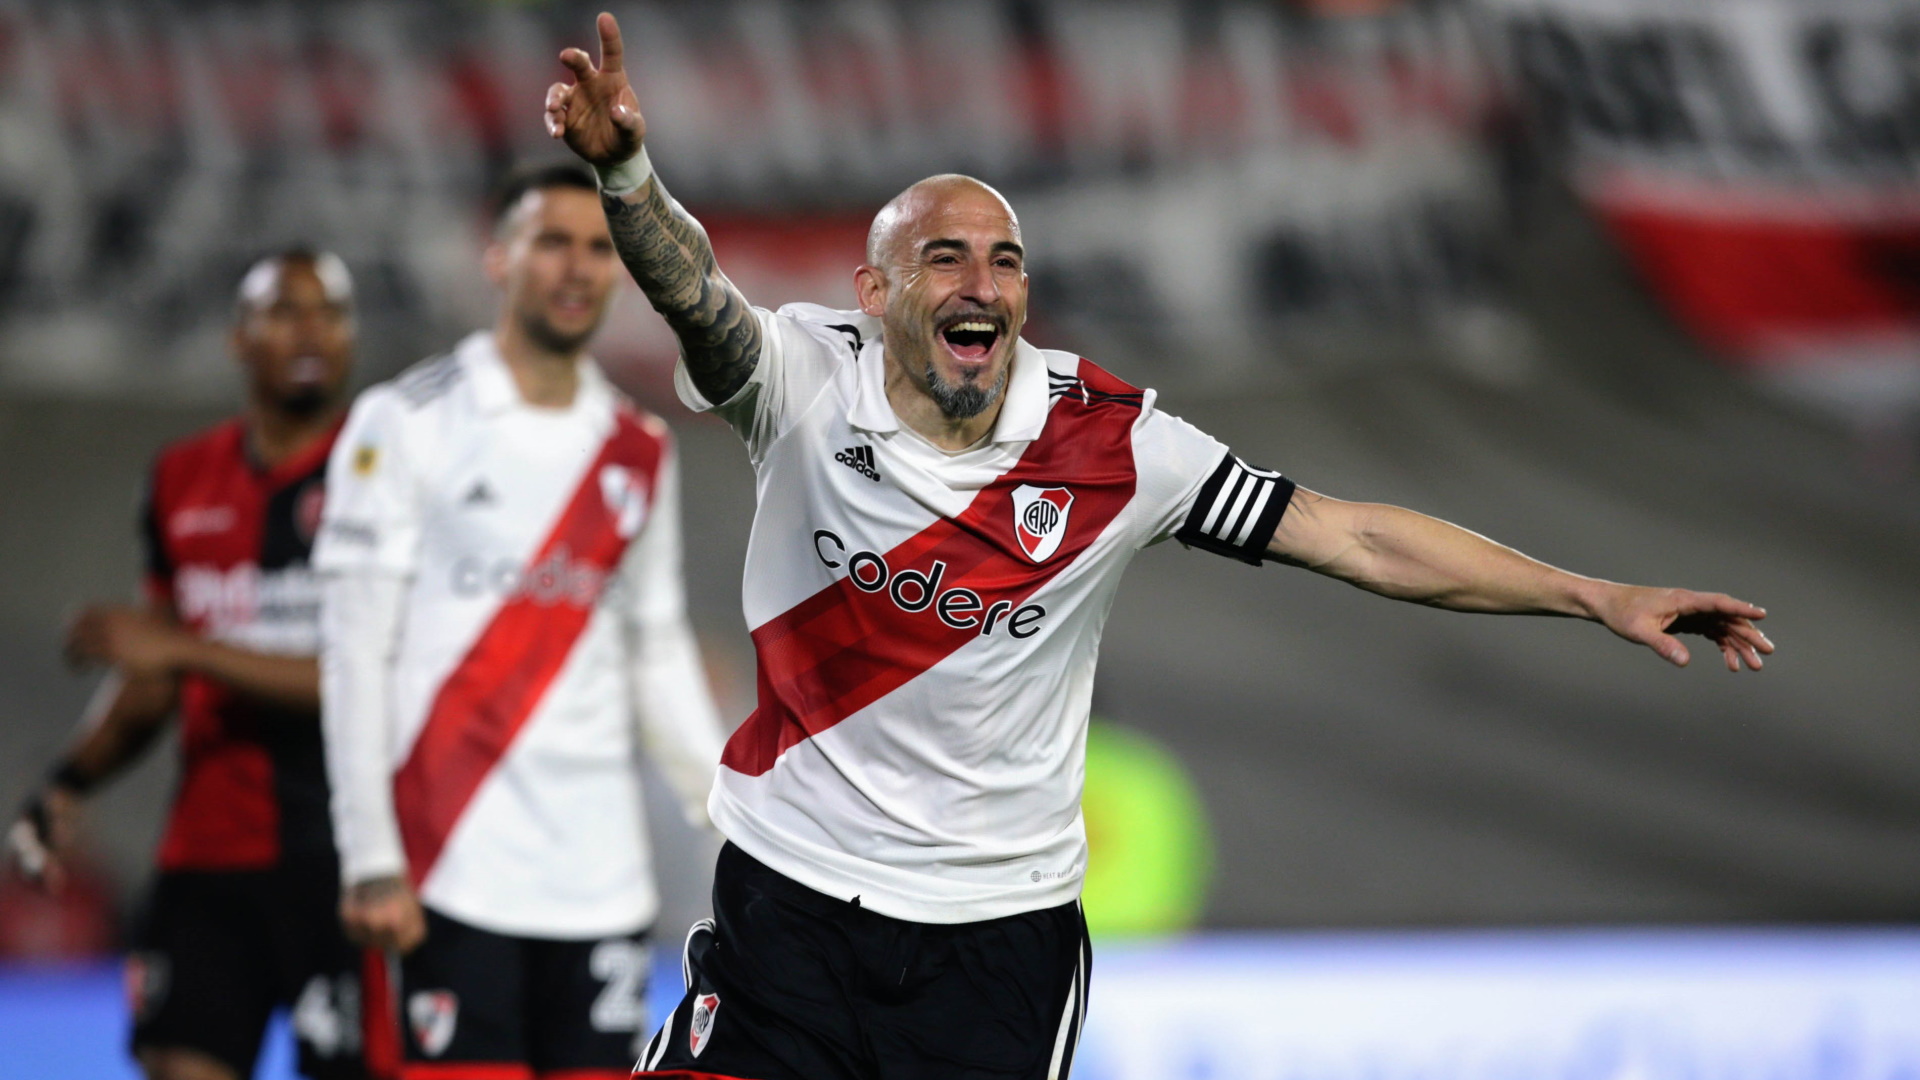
[{"left": 603, "top": 179, "right": 763, "bottom": 403}]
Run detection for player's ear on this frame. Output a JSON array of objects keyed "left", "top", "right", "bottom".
[
  {"left": 482, "top": 240, "right": 510, "bottom": 288},
  {"left": 227, "top": 320, "right": 250, "bottom": 365},
  {"left": 855, "top": 264, "right": 887, "bottom": 317}
]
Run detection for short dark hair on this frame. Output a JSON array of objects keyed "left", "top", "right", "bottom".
[{"left": 490, "top": 161, "right": 599, "bottom": 232}]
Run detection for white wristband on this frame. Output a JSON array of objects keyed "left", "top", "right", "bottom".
[{"left": 595, "top": 146, "right": 655, "bottom": 198}]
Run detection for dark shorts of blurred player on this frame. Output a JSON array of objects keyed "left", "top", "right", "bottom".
[
  {"left": 381, "top": 911, "right": 650, "bottom": 1080},
  {"left": 129, "top": 859, "right": 396, "bottom": 1080}
]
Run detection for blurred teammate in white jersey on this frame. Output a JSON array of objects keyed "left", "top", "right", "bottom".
[
  {"left": 547, "top": 15, "right": 1773, "bottom": 1080},
  {"left": 314, "top": 163, "right": 725, "bottom": 1080}
]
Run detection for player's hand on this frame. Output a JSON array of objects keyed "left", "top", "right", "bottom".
[
  {"left": 65, "top": 605, "right": 189, "bottom": 678},
  {"left": 342, "top": 875, "right": 428, "bottom": 955},
  {"left": 546, "top": 12, "right": 645, "bottom": 168},
  {"left": 7, "top": 786, "right": 78, "bottom": 892},
  {"left": 1594, "top": 586, "right": 1773, "bottom": 671}
]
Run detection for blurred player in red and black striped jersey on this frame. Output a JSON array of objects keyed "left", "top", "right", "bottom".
[{"left": 7, "top": 249, "right": 393, "bottom": 1080}]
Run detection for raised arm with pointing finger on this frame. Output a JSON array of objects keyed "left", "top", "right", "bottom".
[{"left": 546, "top": 13, "right": 762, "bottom": 405}]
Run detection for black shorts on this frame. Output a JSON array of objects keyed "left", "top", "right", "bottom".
[
  {"left": 394, "top": 906, "right": 650, "bottom": 1078},
  {"left": 635, "top": 843, "right": 1090, "bottom": 1080},
  {"left": 129, "top": 866, "right": 374, "bottom": 1080}
]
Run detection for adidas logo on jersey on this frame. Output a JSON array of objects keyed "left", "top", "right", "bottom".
[
  {"left": 461, "top": 479, "right": 495, "bottom": 506},
  {"left": 834, "top": 445, "right": 880, "bottom": 481}
]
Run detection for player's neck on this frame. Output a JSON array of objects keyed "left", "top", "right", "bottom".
[
  {"left": 245, "top": 400, "right": 341, "bottom": 469},
  {"left": 884, "top": 364, "right": 1004, "bottom": 452},
  {"left": 493, "top": 318, "right": 582, "bottom": 409}
]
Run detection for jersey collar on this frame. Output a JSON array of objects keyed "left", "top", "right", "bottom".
[
  {"left": 460, "top": 331, "right": 612, "bottom": 417},
  {"left": 850, "top": 334, "right": 1049, "bottom": 446},
  {"left": 991, "top": 337, "right": 1049, "bottom": 445}
]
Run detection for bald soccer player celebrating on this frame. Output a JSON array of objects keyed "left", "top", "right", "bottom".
[{"left": 546, "top": 14, "right": 1773, "bottom": 1080}]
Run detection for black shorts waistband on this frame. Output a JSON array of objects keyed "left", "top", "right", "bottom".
[{"left": 716, "top": 841, "right": 1080, "bottom": 933}]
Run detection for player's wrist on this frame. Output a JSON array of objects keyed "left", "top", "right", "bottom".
[
  {"left": 13, "top": 790, "right": 50, "bottom": 840},
  {"left": 1561, "top": 576, "right": 1615, "bottom": 623},
  {"left": 349, "top": 874, "right": 414, "bottom": 903},
  {"left": 47, "top": 760, "right": 97, "bottom": 798},
  {"left": 594, "top": 143, "right": 653, "bottom": 198},
  {"left": 15, "top": 766, "right": 84, "bottom": 851}
]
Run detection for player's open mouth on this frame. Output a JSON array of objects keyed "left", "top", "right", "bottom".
[
  {"left": 289, "top": 356, "right": 328, "bottom": 385},
  {"left": 939, "top": 318, "right": 1001, "bottom": 362}
]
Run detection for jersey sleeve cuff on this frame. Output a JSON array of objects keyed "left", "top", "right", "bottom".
[
  {"left": 1174, "top": 453, "right": 1295, "bottom": 565},
  {"left": 672, "top": 308, "right": 776, "bottom": 414},
  {"left": 339, "top": 841, "right": 408, "bottom": 888}
]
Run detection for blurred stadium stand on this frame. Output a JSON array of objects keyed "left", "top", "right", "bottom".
[
  {"left": 1, "top": 0, "right": 1915, "bottom": 968},
  {"left": 0, "top": 0, "right": 1512, "bottom": 399}
]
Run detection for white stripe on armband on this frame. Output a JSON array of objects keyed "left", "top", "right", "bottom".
[{"left": 595, "top": 146, "right": 655, "bottom": 198}]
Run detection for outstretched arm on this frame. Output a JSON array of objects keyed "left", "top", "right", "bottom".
[
  {"left": 1267, "top": 488, "right": 1773, "bottom": 671},
  {"left": 546, "top": 13, "right": 762, "bottom": 404}
]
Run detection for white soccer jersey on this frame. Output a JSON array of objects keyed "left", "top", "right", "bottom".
[
  {"left": 315, "top": 331, "right": 724, "bottom": 938},
  {"left": 679, "top": 304, "right": 1292, "bottom": 924}
]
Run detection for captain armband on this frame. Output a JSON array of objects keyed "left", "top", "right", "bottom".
[{"left": 1174, "top": 454, "right": 1295, "bottom": 566}]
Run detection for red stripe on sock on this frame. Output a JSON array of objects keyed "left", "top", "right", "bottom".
[{"left": 360, "top": 948, "right": 402, "bottom": 1080}]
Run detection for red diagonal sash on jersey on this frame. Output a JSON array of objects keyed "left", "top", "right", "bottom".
[
  {"left": 393, "top": 411, "right": 664, "bottom": 886},
  {"left": 722, "top": 360, "right": 1142, "bottom": 777}
]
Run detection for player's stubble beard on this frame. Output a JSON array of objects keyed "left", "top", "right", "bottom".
[
  {"left": 924, "top": 358, "right": 1007, "bottom": 421},
  {"left": 521, "top": 305, "right": 599, "bottom": 359},
  {"left": 909, "top": 304, "right": 1012, "bottom": 421}
]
